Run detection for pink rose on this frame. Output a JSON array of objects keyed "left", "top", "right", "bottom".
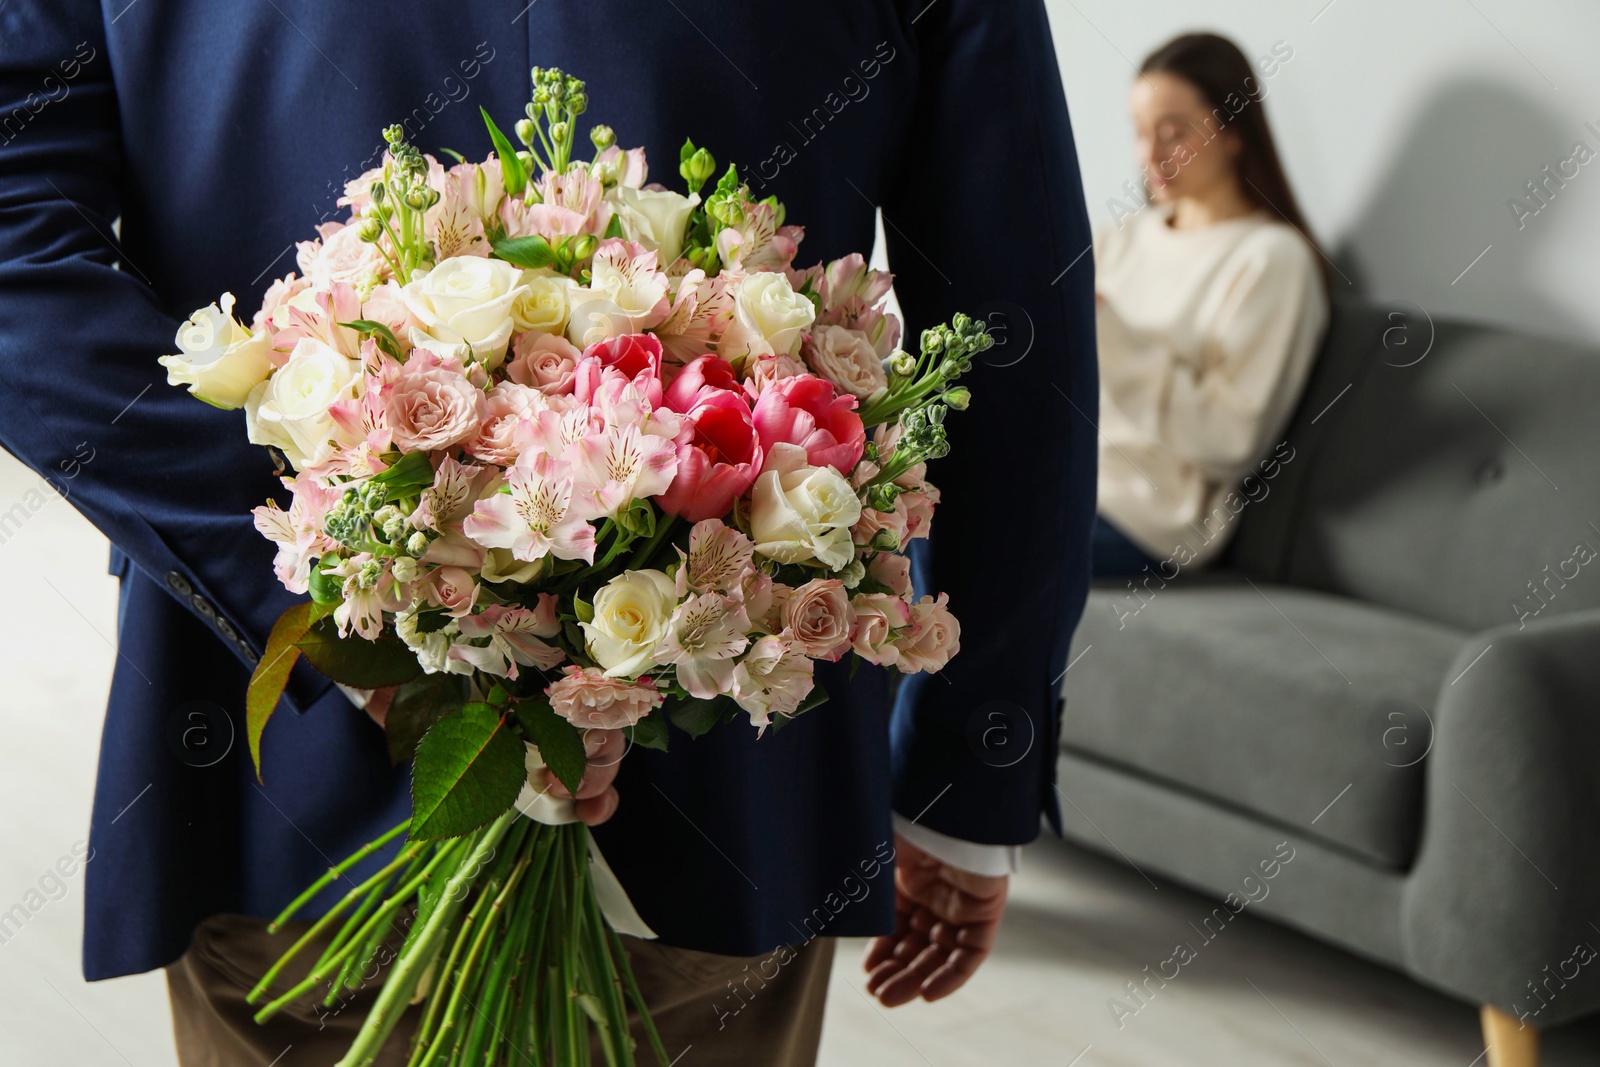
[
  {"left": 742, "top": 352, "right": 806, "bottom": 398},
  {"left": 546, "top": 665, "right": 663, "bottom": 731},
  {"left": 852, "top": 504, "right": 909, "bottom": 551},
  {"left": 425, "top": 565, "right": 479, "bottom": 617},
  {"left": 297, "top": 221, "right": 387, "bottom": 289},
  {"left": 469, "top": 381, "right": 545, "bottom": 465},
  {"left": 801, "top": 325, "right": 887, "bottom": 400},
  {"left": 892, "top": 593, "right": 961, "bottom": 673},
  {"left": 506, "top": 332, "right": 581, "bottom": 394},
  {"left": 780, "top": 578, "right": 854, "bottom": 661},
  {"left": 850, "top": 592, "right": 912, "bottom": 666},
  {"left": 900, "top": 487, "right": 938, "bottom": 542},
  {"left": 386, "top": 352, "right": 487, "bottom": 452},
  {"left": 751, "top": 373, "right": 865, "bottom": 475},
  {"left": 868, "top": 553, "right": 913, "bottom": 597}
]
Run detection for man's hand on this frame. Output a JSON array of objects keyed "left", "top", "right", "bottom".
[
  {"left": 864, "top": 833, "right": 1008, "bottom": 1006},
  {"left": 541, "top": 727, "right": 626, "bottom": 826},
  {"left": 362, "top": 687, "right": 625, "bottom": 827}
]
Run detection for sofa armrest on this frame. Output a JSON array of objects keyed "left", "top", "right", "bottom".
[{"left": 1401, "top": 607, "right": 1600, "bottom": 1026}]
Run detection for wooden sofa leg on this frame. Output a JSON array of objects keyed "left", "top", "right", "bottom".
[{"left": 1481, "top": 1004, "right": 1539, "bottom": 1067}]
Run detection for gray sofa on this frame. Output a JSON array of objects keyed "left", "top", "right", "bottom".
[{"left": 1058, "top": 299, "right": 1600, "bottom": 1066}]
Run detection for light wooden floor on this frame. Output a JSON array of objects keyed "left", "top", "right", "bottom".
[{"left": 2, "top": 452, "right": 1598, "bottom": 1067}]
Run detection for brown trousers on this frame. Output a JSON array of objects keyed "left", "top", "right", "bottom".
[{"left": 167, "top": 913, "right": 836, "bottom": 1067}]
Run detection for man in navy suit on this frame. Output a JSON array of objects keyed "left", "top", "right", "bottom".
[{"left": 0, "top": 0, "right": 1095, "bottom": 1062}]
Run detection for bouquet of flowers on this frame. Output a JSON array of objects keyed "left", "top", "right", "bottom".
[{"left": 158, "top": 66, "right": 989, "bottom": 1067}]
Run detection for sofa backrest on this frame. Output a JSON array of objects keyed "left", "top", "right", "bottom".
[{"left": 1228, "top": 299, "right": 1600, "bottom": 635}]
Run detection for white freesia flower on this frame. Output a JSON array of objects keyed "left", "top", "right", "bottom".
[
  {"left": 732, "top": 271, "right": 815, "bottom": 357},
  {"left": 580, "top": 569, "right": 677, "bottom": 678},
  {"left": 158, "top": 293, "right": 273, "bottom": 410},
  {"left": 612, "top": 186, "right": 700, "bottom": 271},
  {"left": 244, "top": 337, "right": 363, "bottom": 471},
  {"left": 402, "top": 256, "right": 528, "bottom": 369},
  {"left": 749, "top": 464, "right": 862, "bottom": 570}
]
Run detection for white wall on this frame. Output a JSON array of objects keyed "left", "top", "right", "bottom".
[{"left": 1045, "top": 0, "right": 1600, "bottom": 343}]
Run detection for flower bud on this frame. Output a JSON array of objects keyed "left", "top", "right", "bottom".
[
  {"left": 550, "top": 120, "right": 569, "bottom": 144},
  {"left": 568, "top": 234, "right": 597, "bottom": 260},
  {"left": 839, "top": 559, "right": 866, "bottom": 589},
  {"left": 391, "top": 557, "right": 419, "bottom": 584},
  {"left": 888, "top": 350, "right": 916, "bottom": 377},
  {"left": 590, "top": 124, "right": 616, "bottom": 151},
  {"left": 679, "top": 147, "right": 716, "bottom": 190},
  {"left": 515, "top": 118, "right": 536, "bottom": 146},
  {"left": 406, "top": 531, "right": 431, "bottom": 556},
  {"left": 357, "top": 217, "right": 383, "bottom": 242},
  {"left": 869, "top": 528, "right": 901, "bottom": 553},
  {"left": 943, "top": 386, "right": 972, "bottom": 411}
]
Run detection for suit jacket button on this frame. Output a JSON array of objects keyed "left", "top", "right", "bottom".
[
  {"left": 166, "top": 571, "right": 192, "bottom": 597},
  {"left": 189, "top": 593, "right": 214, "bottom": 619},
  {"left": 216, "top": 617, "right": 237, "bottom": 641},
  {"left": 238, "top": 642, "right": 259, "bottom": 667}
]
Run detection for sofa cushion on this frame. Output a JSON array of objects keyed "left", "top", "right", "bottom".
[{"left": 1062, "top": 577, "right": 1465, "bottom": 869}]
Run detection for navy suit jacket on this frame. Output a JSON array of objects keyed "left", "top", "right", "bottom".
[{"left": 0, "top": 0, "right": 1096, "bottom": 980}]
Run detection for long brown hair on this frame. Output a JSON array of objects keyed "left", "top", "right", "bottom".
[{"left": 1140, "top": 33, "right": 1330, "bottom": 288}]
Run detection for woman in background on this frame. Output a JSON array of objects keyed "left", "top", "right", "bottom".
[{"left": 1093, "top": 32, "right": 1329, "bottom": 579}]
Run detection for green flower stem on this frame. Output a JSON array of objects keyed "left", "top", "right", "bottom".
[
  {"left": 266, "top": 820, "right": 410, "bottom": 933},
  {"left": 576, "top": 835, "right": 631, "bottom": 1067},
  {"left": 335, "top": 815, "right": 517, "bottom": 1067},
  {"left": 249, "top": 839, "right": 425, "bottom": 1007},
  {"left": 457, "top": 853, "right": 533, "bottom": 1063},
  {"left": 408, "top": 858, "right": 507, "bottom": 1066},
  {"left": 609, "top": 924, "right": 671, "bottom": 1067},
  {"left": 254, "top": 839, "right": 462, "bottom": 1023},
  {"left": 331, "top": 843, "right": 434, "bottom": 1001},
  {"left": 623, "top": 515, "right": 680, "bottom": 573}
]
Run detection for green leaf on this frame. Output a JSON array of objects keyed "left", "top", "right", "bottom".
[
  {"left": 626, "top": 713, "right": 668, "bottom": 752},
  {"left": 572, "top": 595, "right": 594, "bottom": 625},
  {"left": 306, "top": 559, "right": 341, "bottom": 606},
  {"left": 667, "top": 697, "right": 724, "bottom": 739},
  {"left": 246, "top": 603, "right": 316, "bottom": 782},
  {"left": 491, "top": 234, "right": 555, "bottom": 269},
  {"left": 410, "top": 702, "right": 526, "bottom": 840},
  {"left": 371, "top": 449, "right": 435, "bottom": 492},
  {"left": 295, "top": 615, "right": 425, "bottom": 689},
  {"left": 385, "top": 673, "right": 471, "bottom": 765},
  {"left": 481, "top": 106, "right": 527, "bottom": 195},
  {"left": 603, "top": 213, "right": 625, "bottom": 240},
  {"left": 516, "top": 698, "right": 587, "bottom": 797},
  {"left": 339, "top": 319, "right": 403, "bottom": 361}
]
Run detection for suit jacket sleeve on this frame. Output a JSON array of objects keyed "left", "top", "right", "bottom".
[
  {"left": 0, "top": 1, "right": 322, "bottom": 705},
  {"left": 879, "top": 0, "right": 1098, "bottom": 844}
]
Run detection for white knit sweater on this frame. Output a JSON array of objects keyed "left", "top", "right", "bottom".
[{"left": 1093, "top": 203, "right": 1328, "bottom": 568}]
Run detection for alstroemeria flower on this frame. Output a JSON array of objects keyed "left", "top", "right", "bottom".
[
  {"left": 731, "top": 634, "right": 815, "bottom": 732},
  {"left": 653, "top": 593, "right": 751, "bottom": 699},
  {"left": 450, "top": 600, "right": 566, "bottom": 680},
  {"left": 463, "top": 453, "right": 596, "bottom": 563},
  {"left": 673, "top": 519, "right": 755, "bottom": 597},
  {"left": 566, "top": 422, "right": 679, "bottom": 521},
  {"left": 751, "top": 373, "right": 865, "bottom": 475}
]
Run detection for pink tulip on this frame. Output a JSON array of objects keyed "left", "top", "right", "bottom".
[
  {"left": 662, "top": 354, "right": 739, "bottom": 413},
  {"left": 657, "top": 388, "right": 764, "bottom": 522},
  {"left": 750, "top": 374, "right": 865, "bottom": 474}
]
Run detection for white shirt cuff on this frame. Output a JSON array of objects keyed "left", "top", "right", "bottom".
[{"left": 891, "top": 812, "right": 1020, "bottom": 877}]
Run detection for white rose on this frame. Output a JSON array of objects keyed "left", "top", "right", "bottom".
[
  {"left": 401, "top": 256, "right": 527, "bottom": 369},
  {"left": 564, "top": 294, "right": 633, "bottom": 348},
  {"left": 581, "top": 569, "right": 678, "bottom": 678},
  {"left": 158, "top": 293, "right": 273, "bottom": 410},
  {"left": 750, "top": 465, "right": 862, "bottom": 570},
  {"left": 612, "top": 185, "right": 700, "bottom": 271},
  {"left": 510, "top": 269, "right": 572, "bottom": 334},
  {"left": 733, "top": 272, "right": 815, "bottom": 357},
  {"left": 244, "top": 338, "right": 363, "bottom": 471},
  {"left": 802, "top": 324, "right": 888, "bottom": 400}
]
